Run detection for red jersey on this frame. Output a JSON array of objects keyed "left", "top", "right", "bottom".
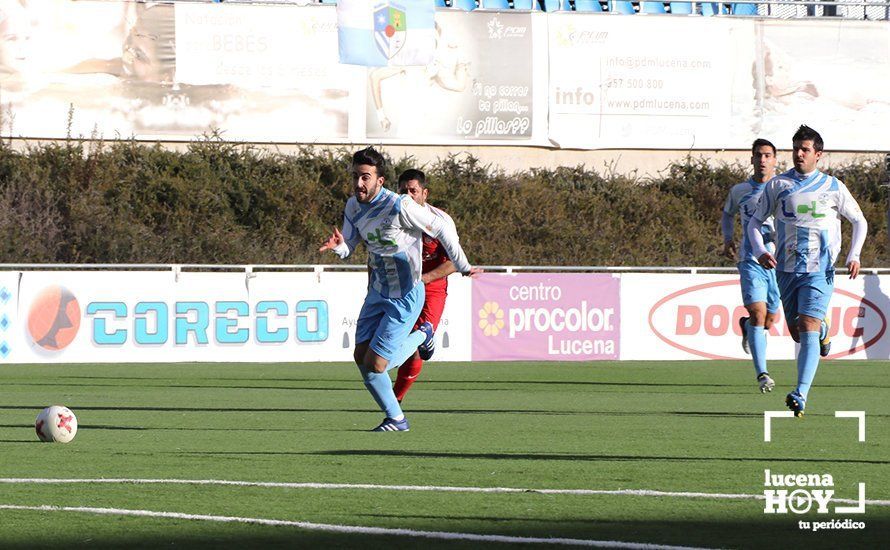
[{"left": 422, "top": 204, "right": 454, "bottom": 293}]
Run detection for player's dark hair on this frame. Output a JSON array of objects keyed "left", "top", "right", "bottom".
[
  {"left": 751, "top": 138, "right": 776, "bottom": 156},
  {"left": 352, "top": 147, "right": 386, "bottom": 173},
  {"left": 792, "top": 125, "right": 823, "bottom": 152},
  {"left": 398, "top": 169, "right": 426, "bottom": 188}
]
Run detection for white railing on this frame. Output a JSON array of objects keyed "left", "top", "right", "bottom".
[{"left": 1, "top": 264, "right": 888, "bottom": 274}]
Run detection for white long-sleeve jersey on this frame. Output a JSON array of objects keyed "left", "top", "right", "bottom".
[
  {"left": 332, "top": 187, "right": 471, "bottom": 298},
  {"left": 748, "top": 168, "right": 867, "bottom": 273},
  {"left": 722, "top": 178, "right": 775, "bottom": 262}
]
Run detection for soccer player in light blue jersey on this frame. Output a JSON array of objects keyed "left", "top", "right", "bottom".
[
  {"left": 320, "top": 147, "right": 480, "bottom": 432},
  {"left": 722, "top": 139, "right": 779, "bottom": 393},
  {"left": 747, "top": 126, "right": 868, "bottom": 417}
]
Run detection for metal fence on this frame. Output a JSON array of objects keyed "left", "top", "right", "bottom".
[{"left": 165, "top": 0, "right": 890, "bottom": 20}]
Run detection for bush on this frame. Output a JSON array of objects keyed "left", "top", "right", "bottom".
[{"left": 0, "top": 138, "right": 886, "bottom": 267}]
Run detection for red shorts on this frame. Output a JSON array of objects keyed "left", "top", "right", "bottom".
[{"left": 413, "top": 284, "right": 447, "bottom": 331}]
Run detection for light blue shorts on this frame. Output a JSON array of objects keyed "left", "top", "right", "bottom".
[
  {"left": 776, "top": 269, "right": 834, "bottom": 321},
  {"left": 355, "top": 283, "right": 425, "bottom": 361},
  {"left": 738, "top": 259, "right": 781, "bottom": 313}
]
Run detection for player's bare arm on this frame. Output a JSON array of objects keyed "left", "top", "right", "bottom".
[
  {"left": 757, "top": 252, "right": 777, "bottom": 269},
  {"left": 318, "top": 226, "right": 344, "bottom": 252}
]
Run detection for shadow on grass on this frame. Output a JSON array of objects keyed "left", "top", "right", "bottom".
[
  {"left": 39, "top": 375, "right": 890, "bottom": 390},
  {"left": 0, "top": 515, "right": 886, "bottom": 550},
  {"left": 1, "top": 406, "right": 886, "bottom": 420},
  {"left": 171, "top": 449, "right": 890, "bottom": 465}
]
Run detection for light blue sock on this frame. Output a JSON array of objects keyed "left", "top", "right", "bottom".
[
  {"left": 355, "top": 331, "right": 425, "bottom": 420},
  {"left": 796, "top": 331, "right": 821, "bottom": 399},
  {"left": 358, "top": 364, "right": 403, "bottom": 419},
  {"left": 385, "top": 330, "right": 426, "bottom": 373},
  {"left": 748, "top": 322, "right": 768, "bottom": 376}
]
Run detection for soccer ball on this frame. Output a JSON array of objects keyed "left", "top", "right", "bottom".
[{"left": 35, "top": 405, "right": 78, "bottom": 443}]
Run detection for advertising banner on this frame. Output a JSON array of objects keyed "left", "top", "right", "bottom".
[
  {"left": 0, "top": 1, "right": 352, "bottom": 142},
  {"left": 0, "top": 0, "right": 173, "bottom": 139},
  {"left": 174, "top": 2, "right": 351, "bottom": 142},
  {"left": 0, "top": 272, "right": 18, "bottom": 362},
  {"left": 547, "top": 14, "right": 734, "bottom": 149},
  {"left": 621, "top": 273, "right": 889, "bottom": 361},
  {"left": 1, "top": 2, "right": 889, "bottom": 151},
  {"left": 4, "top": 270, "right": 473, "bottom": 364},
  {"left": 5, "top": 269, "right": 890, "bottom": 363},
  {"left": 365, "top": 10, "right": 546, "bottom": 144},
  {"left": 472, "top": 273, "right": 620, "bottom": 361},
  {"left": 753, "top": 19, "right": 890, "bottom": 151}
]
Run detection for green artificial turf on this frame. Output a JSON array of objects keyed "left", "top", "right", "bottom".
[{"left": 0, "top": 360, "right": 886, "bottom": 549}]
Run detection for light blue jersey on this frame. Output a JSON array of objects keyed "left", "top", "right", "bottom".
[
  {"left": 335, "top": 187, "right": 470, "bottom": 299},
  {"left": 752, "top": 169, "right": 865, "bottom": 273},
  {"left": 722, "top": 178, "right": 775, "bottom": 262}
]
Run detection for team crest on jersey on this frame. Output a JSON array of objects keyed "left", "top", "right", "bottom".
[{"left": 374, "top": 3, "right": 407, "bottom": 61}]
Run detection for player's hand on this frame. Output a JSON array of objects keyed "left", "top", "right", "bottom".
[
  {"left": 847, "top": 260, "right": 861, "bottom": 279},
  {"left": 318, "top": 227, "right": 344, "bottom": 252},
  {"left": 722, "top": 241, "right": 737, "bottom": 260},
  {"left": 464, "top": 267, "right": 484, "bottom": 278},
  {"left": 757, "top": 252, "right": 777, "bottom": 270}
]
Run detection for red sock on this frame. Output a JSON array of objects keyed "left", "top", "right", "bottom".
[{"left": 394, "top": 356, "right": 424, "bottom": 402}]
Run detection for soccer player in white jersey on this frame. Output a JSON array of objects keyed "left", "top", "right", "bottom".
[
  {"left": 747, "top": 125, "right": 868, "bottom": 417},
  {"left": 722, "top": 139, "right": 779, "bottom": 393},
  {"left": 320, "top": 147, "right": 480, "bottom": 431}
]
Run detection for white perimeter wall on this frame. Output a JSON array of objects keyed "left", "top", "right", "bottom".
[{"left": 1, "top": 270, "right": 887, "bottom": 363}]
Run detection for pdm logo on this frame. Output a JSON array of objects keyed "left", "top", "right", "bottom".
[{"left": 28, "top": 285, "right": 81, "bottom": 351}]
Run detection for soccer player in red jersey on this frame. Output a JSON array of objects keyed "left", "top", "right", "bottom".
[{"left": 393, "top": 169, "right": 461, "bottom": 403}]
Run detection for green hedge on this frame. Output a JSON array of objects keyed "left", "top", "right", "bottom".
[{"left": 0, "top": 137, "right": 886, "bottom": 267}]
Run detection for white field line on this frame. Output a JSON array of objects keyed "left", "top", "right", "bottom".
[
  {"left": 1, "top": 478, "right": 888, "bottom": 506},
  {"left": 0, "top": 504, "right": 713, "bottom": 550}
]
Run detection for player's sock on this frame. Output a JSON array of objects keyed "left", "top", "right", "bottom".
[
  {"left": 749, "top": 323, "right": 768, "bottom": 376},
  {"left": 358, "top": 364, "right": 403, "bottom": 420},
  {"left": 385, "top": 330, "right": 426, "bottom": 373},
  {"left": 394, "top": 356, "right": 424, "bottom": 402},
  {"left": 796, "top": 331, "right": 821, "bottom": 399}
]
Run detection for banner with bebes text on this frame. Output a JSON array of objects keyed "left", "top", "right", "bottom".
[{"left": 1, "top": 1, "right": 888, "bottom": 150}]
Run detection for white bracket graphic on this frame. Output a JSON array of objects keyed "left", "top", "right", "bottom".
[
  {"left": 764, "top": 410, "right": 866, "bottom": 442},
  {"left": 835, "top": 483, "right": 867, "bottom": 514},
  {"left": 763, "top": 411, "right": 794, "bottom": 442},
  {"left": 835, "top": 411, "right": 866, "bottom": 442}
]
